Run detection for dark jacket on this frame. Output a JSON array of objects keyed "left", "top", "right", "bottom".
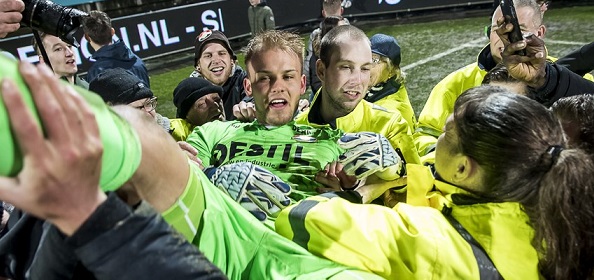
[
  {"left": 0, "top": 193, "right": 226, "bottom": 280},
  {"left": 189, "top": 65, "right": 247, "bottom": 121},
  {"left": 87, "top": 40, "right": 150, "bottom": 87},
  {"left": 533, "top": 63, "right": 594, "bottom": 106},
  {"left": 556, "top": 42, "right": 594, "bottom": 77},
  {"left": 247, "top": 2, "right": 275, "bottom": 37},
  {"left": 220, "top": 66, "right": 248, "bottom": 121}
]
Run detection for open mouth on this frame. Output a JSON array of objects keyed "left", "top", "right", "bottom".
[
  {"left": 344, "top": 90, "right": 361, "bottom": 100},
  {"left": 66, "top": 59, "right": 76, "bottom": 65},
  {"left": 210, "top": 66, "right": 224, "bottom": 75},
  {"left": 269, "top": 99, "right": 288, "bottom": 109}
]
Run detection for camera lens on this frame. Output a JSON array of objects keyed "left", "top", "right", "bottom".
[{"left": 21, "top": 0, "right": 88, "bottom": 47}]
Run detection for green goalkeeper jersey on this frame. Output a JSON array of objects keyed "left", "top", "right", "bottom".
[
  {"left": 0, "top": 55, "right": 141, "bottom": 191},
  {"left": 186, "top": 120, "right": 344, "bottom": 200}
]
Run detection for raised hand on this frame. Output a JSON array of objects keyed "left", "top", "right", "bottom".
[
  {"left": 0, "top": 62, "right": 105, "bottom": 235},
  {"left": 494, "top": 15, "right": 547, "bottom": 88},
  {"left": 232, "top": 101, "right": 256, "bottom": 122}
]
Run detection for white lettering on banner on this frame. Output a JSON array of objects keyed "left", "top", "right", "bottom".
[
  {"left": 118, "top": 27, "right": 132, "bottom": 50},
  {"left": 218, "top": 8, "right": 225, "bottom": 32},
  {"left": 73, "top": 47, "right": 83, "bottom": 64},
  {"left": 80, "top": 36, "right": 94, "bottom": 60},
  {"left": 201, "top": 9, "right": 220, "bottom": 31},
  {"left": 138, "top": 21, "right": 162, "bottom": 50},
  {"left": 160, "top": 20, "right": 180, "bottom": 45},
  {"left": 17, "top": 45, "right": 38, "bottom": 63},
  {"left": 378, "top": 0, "right": 401, "bottom": 4}
]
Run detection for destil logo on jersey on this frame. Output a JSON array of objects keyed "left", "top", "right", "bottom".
[{"left": 212, "top": 142, "right": 311, "bottom": 168}]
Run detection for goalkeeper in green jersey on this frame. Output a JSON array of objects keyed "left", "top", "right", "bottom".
[
  {"left": 187, "top": 31, "right": 405, "bottom": 213},
  {"left": 0, "top": 52, "right": 382, "bottom": 280}
]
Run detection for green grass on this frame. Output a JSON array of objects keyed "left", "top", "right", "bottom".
[{"left": 151, "top": 6, "right": 594, "bottom": 119}]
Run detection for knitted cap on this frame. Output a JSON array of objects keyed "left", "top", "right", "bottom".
[
  {"left": 370, "top": 34, "right": 401, "bottom": 66},
  {"left": 173, "top": 77, "right": 223, "bottom": 119},
  {"left": 89, "top": 68, "right": 153, "bottom": 105},
  {"left": 194, "top": 29, "right": 236, "bottom": 67}
]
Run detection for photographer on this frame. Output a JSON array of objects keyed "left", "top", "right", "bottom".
[{"left": 32, "top": 32, "right": 89, "bottom": 89}]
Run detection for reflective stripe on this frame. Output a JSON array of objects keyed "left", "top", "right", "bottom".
[
  {"left": 443, "top": 206, "right": 503, "bottom": 280},
  {"left": 288, "top": 200, "right": 319, "bottom": 249}
]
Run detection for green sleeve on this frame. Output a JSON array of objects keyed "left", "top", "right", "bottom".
[{"left": 0, "top": 55, "right": 141, "bottom": 191}]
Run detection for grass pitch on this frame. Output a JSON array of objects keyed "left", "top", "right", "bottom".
[{"left": 151, "top": 5, "right": 594, "bottom": 119}]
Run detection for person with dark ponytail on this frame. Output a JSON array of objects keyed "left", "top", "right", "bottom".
[{"left": 276, "top": 85, "right": 594, "bottom": 279}]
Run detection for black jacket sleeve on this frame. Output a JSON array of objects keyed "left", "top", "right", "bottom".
[
  {"left": 65, "top": 193, "right": 226, "bottom": 280},
  {"left": 532, "top": 63, "right": 594, "bottom": 106},
  {"left": 555, "top": 42, "right": 594, "bottom": 77}
]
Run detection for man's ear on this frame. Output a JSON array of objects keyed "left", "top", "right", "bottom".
[
  {"left": 110, "top": 28, "right": 115, "bottom": 37},
  {"left": 316, "top": 59, "right": 326, "bottom": 83},
  {"left": 243, "top": 77, "right": 252, "bottom": 97},
  {"left": 300, "top": 74, "right": 306, "bottom": 96},
  {"left": 537, "top": 24, "right": 546, "bottom": 39}
]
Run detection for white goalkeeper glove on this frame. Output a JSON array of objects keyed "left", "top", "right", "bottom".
[
  {"left": 204, "top": 162, "right": 292, "bottom": 221},
  {"left": 338, "top": 132, "right": 405, "bottom": 181}
]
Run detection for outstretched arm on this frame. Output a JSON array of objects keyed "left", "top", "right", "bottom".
[
  {"left": 0, "top": 62, "right": 105, "bottom": 235},
  {"left": 0, "top": 62, "right": 226, "bottom": 279}
]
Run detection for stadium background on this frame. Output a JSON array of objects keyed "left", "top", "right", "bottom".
[{"left": 0, "top": 0, "right": 592, "bottom": 118}]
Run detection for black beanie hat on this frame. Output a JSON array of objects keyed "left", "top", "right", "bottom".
[
  {"left": 89, "top": 68, "right": 153, "bottom": 105},
  {"left": 173, "top": 77, "right": 223, "bottom": 119}
]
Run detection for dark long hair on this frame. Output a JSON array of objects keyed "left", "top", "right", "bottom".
[{"left": 453, "top": 86, "right": 594, "bottom": 279}]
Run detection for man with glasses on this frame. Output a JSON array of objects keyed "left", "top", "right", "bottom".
[{"left": 89, "top": 68, "right": 171, "bottom": 132}]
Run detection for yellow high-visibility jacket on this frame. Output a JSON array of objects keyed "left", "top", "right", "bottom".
[
  {"left": 170, "top": 118, "right": 195, "bottom": 142},
  {"left": 414, "top": 45, "right": 593, "bottom": 156},
  {"left": 276, "top": 163, "right": 540, "bottom": 279},
  {"left": 296, "top": 90, "right": 420, "bottom": 165}
]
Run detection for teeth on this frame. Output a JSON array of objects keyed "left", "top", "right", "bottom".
[
  {"left": 211, "top": 67, "right": 223, "bottom": 72},
  {"left": 346, "top": 91, "right": 358, "bottom": 96},
  {"left": 271, "top": 100, "right": 285, "bottom": 104}
]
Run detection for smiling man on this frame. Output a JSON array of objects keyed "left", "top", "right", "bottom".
[
  {"left": 33, "top": 33, "right": 88, "bottom": 88},
  {"left": 295, "top": 25, "right": 420, "bottom": 169},
  {"left": 185, "top": 30, "right": 348, "bottom": 202},
  {"left": 190, "top": 29, "right": 247, "bottom": 120}
]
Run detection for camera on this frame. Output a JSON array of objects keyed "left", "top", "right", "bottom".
[{"left": 21, "top": 0, "right": 88, "bottom": 47}]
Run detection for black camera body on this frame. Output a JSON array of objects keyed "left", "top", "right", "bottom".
[{"left": 21, "top": 0, "right": 88, "bottom": 47}]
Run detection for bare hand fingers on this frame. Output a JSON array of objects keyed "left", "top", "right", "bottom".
[
  {"left": 178, "top": 141, "right": 198, "bottom": 157},
  {"left": 0, "top": 0, "right": 25, "bottom": 12},
  {"left": 19, "top": 63, "right": 72, "bottom": 143},
  {"left": 1, "top": 78, "right": 44, "bottom": 155},
  {"left": 68, "top": 83, "right": 102, "bottom": 158},
  {"left": 314, "top": 171, "right": 341, "bottom": 191},
  {"left": 0, "top": 22, "right": 20, "bottom": 38},
  {"left": 0, "top": 177, "right": 20, "bottom": 207},
  {"left": 336, "top": 169, "right": 358, "bottom": 190},
  {"left": 42, "top": 65, "right": 87, "bottom": 145}
]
